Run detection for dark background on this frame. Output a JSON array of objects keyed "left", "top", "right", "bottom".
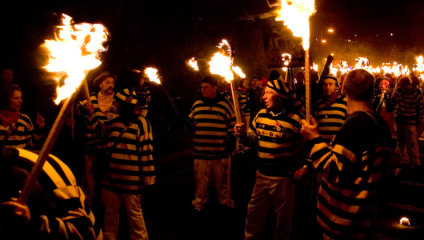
[{"left": 1, "top": 0, "right": 424, "bottom": 144}]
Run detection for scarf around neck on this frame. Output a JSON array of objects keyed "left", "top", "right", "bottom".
[
  {"left": 98, "top": 91, "right": 114, "bottom": 113},
  {"left": 0, "top": 109, "right": 20, "bottom": 127},
  {"left": 324, "top": 92, "right": 339, "bottom": 108}
]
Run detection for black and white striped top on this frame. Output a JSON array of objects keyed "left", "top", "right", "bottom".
[
  {"left": 5, "top": 148, "right": 101, "bottom": 239},
  {"left": 189, "top": 95, "right": 236, "bottom": 160}
]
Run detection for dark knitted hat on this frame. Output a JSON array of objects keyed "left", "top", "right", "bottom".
[
  {"left": 266, "top": 79, "right": 294, "bottom": 99},
  {"left": 322, "top": 74, "right": 339, "bottom": 86},
  {"left": 116, "top": 88, "right": 137, "bottom": 105}
]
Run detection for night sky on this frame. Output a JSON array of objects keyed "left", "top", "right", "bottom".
[{"left": 1, "top": 0, "right": 424, "bottom": 128}]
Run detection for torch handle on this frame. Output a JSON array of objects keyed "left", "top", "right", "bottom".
[
  {"left": 18, "top": 93, "right": 76, "bottom": 204},
  {"left": 305, "top": 49, "right": 311, "bottom": 120},
  {"left": 83, "top": 79, "right": 91, "bottom": 101},
  {"left": 230, "top": 80, "right": 242, "bottom": 124}
]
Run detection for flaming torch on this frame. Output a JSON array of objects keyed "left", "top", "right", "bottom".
[
  {"left": 208, "top": 39, "right": 245, "bottom": 124},
  {"left": 18, "top": 14, "right": 108, "bottom": 204},
  {"left": 187, "top": 57, "right": 199, "bottom": 71},
  {"left": 276, "top": 0, "right": 316, "bottom": 118},
  {"left": 208, "top": 39, "right": 245, "bottom": 207}
]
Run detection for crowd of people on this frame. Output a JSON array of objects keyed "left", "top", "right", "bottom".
[{"left": 0, "top": 51, "right": 423, "bottom": 240}]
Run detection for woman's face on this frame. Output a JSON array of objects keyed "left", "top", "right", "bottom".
[
  {"left": 242, "top": 80, "right": 249, "bottom": 88},
  {"left": 379, "top": 82, "right": 388, "bottom": 91},
  {"left": 8, "top": 90, "right": 22, "bottom": 112}
]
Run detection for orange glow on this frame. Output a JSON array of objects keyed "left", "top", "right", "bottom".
[
  {"left": 276, "top": 0, "right": 316, "bottom": 50},
  {"left": 187, "top": 57, "right": 199, "bottom": 71},
  {"left": 42, "top": 14, "right": 108, "bottom": 104},
  {"left": 208, "top": 40, "right": 245, "bottom": 82},
  {"left": 144, "top": 67, "right": 161, "bottom": 84}
]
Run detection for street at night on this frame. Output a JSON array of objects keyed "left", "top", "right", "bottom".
[{"left": 2, "top": 1, "right": 424, "bottom": 240}]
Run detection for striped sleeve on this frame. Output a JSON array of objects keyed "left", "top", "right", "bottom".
[
  {"left": 243, "top": 110, "right": 262, "bottom": 145},
  {"left": 417, "top": 91, "right": 424, "bottom": 123},
  {"left": 16, "top": 149, "right": 101, "bottom": 240},
  {"left": 137, "top": 116, "right": 155, "bottom": 185}
]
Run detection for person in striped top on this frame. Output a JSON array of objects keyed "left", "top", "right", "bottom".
[
  {"left": 135, "top": 76, "right": 151, "bottom": 117},
  {"left": 301, "top": 69, "right": 393, "bottom": 240},
  {"left": 81, "top": 71, "right": 118, "bottom": 206},
  {"left": 0, "top": 84, "right": 45, "bottom": 149},
  {"left": 237, "top": 78, "right": 252, "bottom": 126},
  {"left": 235, "top": 79, "right": 307, "bottom": 240},
  {"left": 314, "top": 74, "right": 348, "bottom": 145},
  {"left": 88, "top": 88, "right": 155, "bottom": 240},
  {"left": 189, "top": 76, "right": 236, "bottom": 211},
  {"left": 392, "top": 77, "right": 424, "bottom": 168},
  {"left": 0, "top": 147, "right": 101, "bottom": 240}
]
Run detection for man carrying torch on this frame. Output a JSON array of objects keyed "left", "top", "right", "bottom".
[
  {"left": 234, "top": 79, "right": 309, "bottom": 240},
  {"left": 301, "top": 70, "right": 392, "bottom": 240},
  {"left": 189, "top": 76, "right": 236, "bottom": 211}
]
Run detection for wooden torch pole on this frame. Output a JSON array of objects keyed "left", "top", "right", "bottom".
[
  {"left": 83, "top": 79, "right": 91, "bottom": 101},
  {"left": 18, "top": 88, "right": 79, "bottom": 204},
  {"left": 305, "top": 49, "right": 311, "bottom": 119},
  {"left": 228, "top": 74, "right": 242, "bottom": 208}
]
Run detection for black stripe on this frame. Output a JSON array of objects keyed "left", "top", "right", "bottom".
[{"left": 46, "top": 156, "right": 72, "bottom": 186}]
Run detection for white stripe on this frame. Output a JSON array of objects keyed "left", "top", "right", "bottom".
[
  {"left": 390, "top": 202, "right": 424, "bottom": 214},
  {"left": 399, "top": 181, "right": 424, "bottom": 188},
  {"left": 17, "top": 148, "right": 67, "bottom": 189}
]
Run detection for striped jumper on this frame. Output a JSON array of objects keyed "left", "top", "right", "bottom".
[
  {"left": 88, "top": 115, "right": 155, "bottom": 193},
  {"left": 0, "top": 113, "right": 42, "bottom": 148},
  {"left": 392, "top": 88, "right": 424, "bottom": 126},
  {"left": 315, "top": 94, "right": 348, "bottom": 144},
  {"left": 4, "top": 148, "right": 101, "bottom": 239},
  {"left": 243, "top": 108, "right": 305, "bottom": 177},
  {"left": 189, "top": 95, "right": 236, "bottom": 160},
  {"left": 83, "top": 93, "right": 117, "bottom": 153},
  {"left": 309, "top": 111, "right": 392, "bottom": 240}
]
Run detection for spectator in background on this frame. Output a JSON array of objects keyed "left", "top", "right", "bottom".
[
  {"left": 371, "top": 78, "right": 395, "bottom": 136},
  {"left": 0, "top": 84, "right": 45, "bottom": 149},
  {"left": 236, "top": 78, "right": 251, "bottom": 128},
  {"left": 392, "top": 77, "right": 424, "bottom": 169},
  {"left": 249, "top": 76, "right": 264, "bottom": 124}
]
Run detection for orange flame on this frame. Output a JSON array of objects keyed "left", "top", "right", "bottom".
[
  {"left": 42, "top": 14, "right": 108, "bottom": 104},
  {"left": 208, "top": 40, "right": 245, "bottom": 82},
  {"left": 276, "top": 0, "right": 316, "bottom": 50},
  {"left": 144, "top": 67, "right": 161, "bottom": 84},
  {"left": 187, "top": 57, "right": 199, "bottom": 71}
]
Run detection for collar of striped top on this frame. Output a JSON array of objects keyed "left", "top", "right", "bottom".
[
  {"left": 201, "top": 94, "right": 225, "bottom": 104},
  {"left": 267, "top": 108, "right": 286, "bottom": 116}
]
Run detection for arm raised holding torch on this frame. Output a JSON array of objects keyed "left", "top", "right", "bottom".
[{"left": 17, "top": 14, "right": 108, "bottom": 204}]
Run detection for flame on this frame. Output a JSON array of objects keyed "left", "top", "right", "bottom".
[
  {"left": 43, "top": 14, "right": 108, "bottom": 104},
  {"left": 208, "top": 39, "right": 244, "bottom": 82},
  {"left": 312, "top": 63, "right": 318, "bottom": 72},
  {"left": 276, "top": 0, "right": 316, "bottom": 50},
  {"left": 187, "top": 57, "right": 199, "bottom": 71},
  {"left": 144, "top": 67, "right": 161, "bottom": 84},
  {"left": 232, "top": 66, "right": 246, "bottom": 78},
  {"left": 282, "top": 53, "right": 292, "bottom": 66}
]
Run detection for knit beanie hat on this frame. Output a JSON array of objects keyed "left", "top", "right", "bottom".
[
  {"left": 116, "top": 88, "right": 137, "bottom": 105},
  {"left": 266, "top": 79, "right": 295, "bottom": 99},
  {"left": 322, "top": 74, "right": 339, "bottom": 87}
]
